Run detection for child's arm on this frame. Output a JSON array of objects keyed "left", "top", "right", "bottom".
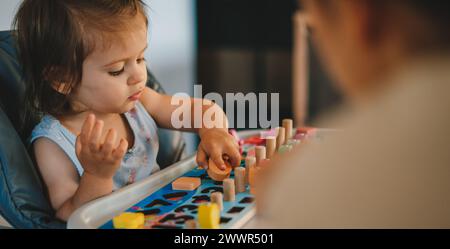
[
  {"left": 140, "top": 87, "right": 241, "bottom": 170},
  {"left": 33, "top": 114, "right": 128, "bottom": 221}
]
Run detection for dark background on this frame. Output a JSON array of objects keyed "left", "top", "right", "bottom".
[{"left": 196, "top": 0, "right": 342, "bottom": 129}]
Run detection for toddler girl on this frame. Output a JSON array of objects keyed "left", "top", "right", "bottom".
[{"left": 14, "top": 0, "right": 240, "bottom": 221}]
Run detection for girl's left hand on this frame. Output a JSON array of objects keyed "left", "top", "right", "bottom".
[{"left": 196, "top": 129, "right": 241, "bottom": 171}]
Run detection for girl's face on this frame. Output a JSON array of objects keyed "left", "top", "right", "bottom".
[{"left": 70, "top": 21, "right": 148, "bottom": 114}]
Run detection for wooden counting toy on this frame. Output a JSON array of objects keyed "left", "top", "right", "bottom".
[
  {"left": 248, "top": 166, "right": 260, "bottom": 195},
  {"left": 172, "top": 177, "right": 201, "bottom": 191},
  {"left": 234, "top": 167, "right": 246, "bottom": 193},
  {"left": 265, "top": 136, "right": 276, "bottom": 159},
  {"left": 112, "top": 212, "right": 144, "bottom": 229},
  {"left": 255, "top": 146, "right": 266, "bottom": 165},
  {"left": 210, "top": 191, "right": 223, "bottom": 211},
  {"left": 276, "top": 127, "right": 286, "bottom": 150},
  {"left": 223, "top": 178, "right": 236, "bottom": 202},
  {"left": 245, "top": 156, "right": 256, "bottom": 185},
  {"left": 282, "top": 118, "right": 293, "bottom": 141},
  {"left": 198, "top": 203, "right": 220, "bottom": 229},
  {"left": 96, "top": 122, "right": 328, "bottom": 230},
  {"left": 102, "top": 158, "right": 258, "bottom": 229},
  {"left": 248, "top": 166, "right": 260, "bottom": 189},
  {"left": 207, "top": 158, "right": 232, "bottom": 181}
]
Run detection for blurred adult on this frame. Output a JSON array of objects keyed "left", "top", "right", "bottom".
[{"left": 257, "top": 0, "right": 450, "bottom": 228}]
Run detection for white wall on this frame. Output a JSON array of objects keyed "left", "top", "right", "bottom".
[
  {"left": 0, "top": 0, "right": 20, "bottom": 31},
  {"left": 144, "top": 0, "right": 198, "bottom": 154},
  {"left": 0, "top": 0, "right": 198, "bottom": 154},
  {"left": 144, "top": 0, "right": 197, "bottom": 95}
]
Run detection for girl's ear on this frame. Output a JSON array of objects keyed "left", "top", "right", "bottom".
[
  {"left": 51, "top": 81, "right": 72, "bottom": 95},
  {"left": 44, "top": 66, "right": 72, "bottom": 95}
]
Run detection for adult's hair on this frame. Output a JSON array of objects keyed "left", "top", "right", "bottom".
[{"left": 312, "top": 0, "right": 450, "bottom": 50}]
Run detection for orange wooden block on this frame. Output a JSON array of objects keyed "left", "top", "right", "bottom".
[
  {"left": 172, "top": 177, "right": 201, "bottom": 191},
  {"left": 207, "top": 159, "right": 232, "bottom": 181}
]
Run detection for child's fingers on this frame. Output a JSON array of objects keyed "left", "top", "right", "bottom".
[
  {"left": 112, "top": 138, "right": 128, "bottom": 161},
  {"left": 225, "top": 145, "right": 242, "bottom": 167},
  {"left": 196, "top": 147, "right": 208, "bottom": 169},
  {"left": 75, "top": 135, "right": 82, "bottom": 157},
  {"left": 100, "top": 129, "right": 117, "bottom": 158},
  {"left": 80, "top": 113, "right": 95, "bottom": 144},
  {"left": 211, "top": 153, "right": 226, "bottom": 170},
  {"left": 88, "top": 120, "right": 104, "bottom": 152}
]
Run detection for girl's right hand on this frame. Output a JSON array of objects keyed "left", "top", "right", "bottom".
[{"left": 75, "top": 114, "right": 128, "bottom": 179}]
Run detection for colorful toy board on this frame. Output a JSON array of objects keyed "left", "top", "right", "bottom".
[{"left": 100, "top": 161, "right": 255, "bottom": 229}]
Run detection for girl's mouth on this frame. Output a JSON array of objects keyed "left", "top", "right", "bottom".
[{"left": 128, "top": 90, "right": 143, "bottom": 101}]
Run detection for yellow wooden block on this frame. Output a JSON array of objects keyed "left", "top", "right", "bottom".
[
  {"left": 198, "top": 203, "right": 220, "bottom": 229},
  {"left": 113, "top": 212, "right": 144, "bottom": 229}
]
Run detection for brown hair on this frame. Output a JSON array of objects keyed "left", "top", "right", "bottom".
[
  {"left": 13, "top": 0, "right": 148, "bottom": 119},
  {"left": 310, "top": 0, "right": 450, "bottom": 50}
]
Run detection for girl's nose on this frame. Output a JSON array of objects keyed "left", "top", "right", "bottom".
[{"left": 127, "top": 65, "right": 146, "bottom": 85}]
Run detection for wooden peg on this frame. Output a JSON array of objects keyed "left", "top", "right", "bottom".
[
  {"left": 210, "top": 191, "right": 223, "bottom": 211},
  {"left": 248, "top": 166, "right": 260, "bottom": 187},
  {"left": 276, "top": 127, "right": 286, "bottom": 150},
  {"left": 248, "top": 166, "right": 260, "bottom": 195},
  {"left": 282, "top": 119, "right": 293, "bottom": 141},
  {"left": 223, "top": 178, "right": 236, "bottom": 202},
  {"left": 245, "top": 156, "right": 256, "bottom": 185},
  {"left": 265, "top": 136, "right": 276, "bottom": 159},
  {"left": 255, "top": 146, "right": 266, "bottom": 165},
  {"left": 234, "top": 167, "right": 246, "bottom": 193}
]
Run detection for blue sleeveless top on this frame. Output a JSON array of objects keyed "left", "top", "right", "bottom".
[{"left": 30, "top": 101, "right": 160, "bottom": 190}]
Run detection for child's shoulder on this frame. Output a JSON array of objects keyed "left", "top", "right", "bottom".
[
  {"left": 30, "top": 114, "right": 84, "bottom": 175},
  {"left": 32, "top": 115, "right": 59, "bottom": 132},
  {"left": 30, "top": 115, "right": 68, "bottom": 144}
]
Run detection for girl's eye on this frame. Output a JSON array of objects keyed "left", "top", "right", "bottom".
[
  {"left": 109, "top": 67, "right": 124, "bottom": 76},
  {"left": 137, "top": 57, "right": 146, "bottom": 64}
]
